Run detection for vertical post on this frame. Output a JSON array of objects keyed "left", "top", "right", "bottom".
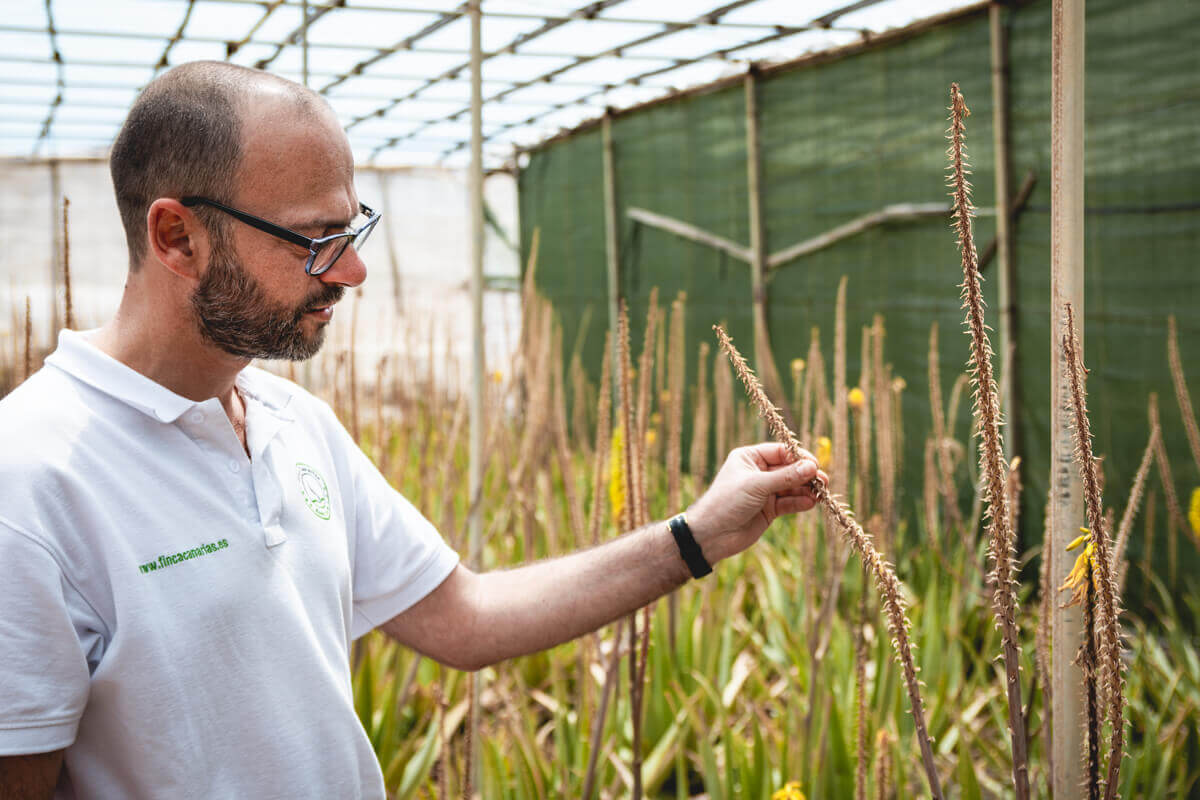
[
  {"left": 602, "top": 111, "right": 621, "bottom": 399},
  {"left": 990, "top": 2, "right": 1017, "bottom": 463},
  {"left": 300, "top": 0, "right": 310, "bottom": 87},
  {"left": 48, "top": 159, "right": 62, "bottom": 334},
  {"left": 467, "top": 2, "right": 485, "bottom": 797},
  {"left": 1050, "top": 0, "right": 1085, "bottom": 795},
  {"left": 743, "top": 69, "right": 790, "bottom": 426}
]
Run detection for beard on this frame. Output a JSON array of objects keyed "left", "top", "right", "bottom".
[{"left": 190, "top": 239, "right": 344, "bottom": 361}]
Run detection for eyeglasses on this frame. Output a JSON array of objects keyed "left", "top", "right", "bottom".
[{"left": 181, "top": 196, "right": 381, "bottom": 276}]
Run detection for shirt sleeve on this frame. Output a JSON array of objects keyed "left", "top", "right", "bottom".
[
  {"left": 324, "top": 412, "right": 460, "bottom": 639},
  {"left": 0, "top": 524, "right": 91, "bottom": 755}
]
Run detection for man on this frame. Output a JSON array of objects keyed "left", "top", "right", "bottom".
[{"left": 0, "top": 62, "right": 824, "bottom": 799}]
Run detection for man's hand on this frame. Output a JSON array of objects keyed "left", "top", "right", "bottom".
[{"left": 686, "top": 442, "right": 826, "bottom": 565}]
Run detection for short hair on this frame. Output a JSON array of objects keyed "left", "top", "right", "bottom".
[{"left": 109, "top": 61, "right": 318, "bottom": 270}]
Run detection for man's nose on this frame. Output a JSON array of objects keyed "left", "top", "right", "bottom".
[{"left": 318, "top": 244, "right": 367, "bottom": 288}]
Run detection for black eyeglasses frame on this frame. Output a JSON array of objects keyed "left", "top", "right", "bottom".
[{"left": 180, "top": 196, "right": 380, "bottom": 276}]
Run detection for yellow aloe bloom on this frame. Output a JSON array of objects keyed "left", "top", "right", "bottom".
[
  {"left": 892, "top": 376, "right": 907, "bottom": 393},
  {"left": 790, "top": 358, "right": 806, "bottom": 376},
  {"left": 1059, "top": 526, "right": 1096, "bottom": 607},
  {"left": 848, "top": 386, "right": 865, "bottom": 409},
  {"left": 1189, "top": 487, "right": 1200, "bottom": 537},
  {"left": 771, "top": 781, "right": 806, "bottom": 800},
  {"left": 645, "top": 428, "right": 658, "bottom": 447},
  {"left": 491, "top": 370, "right": 504, "bottom": 384},
  {"left": 816, "top": 436, "right": 832, "bottom": 468},
  {"left": 608, "top": 425, "right": 626, "bottom": 525}
]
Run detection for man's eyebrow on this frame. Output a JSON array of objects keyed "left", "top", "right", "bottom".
[{"left": 293, "top": 216, "right": 353, "bottom": 233}]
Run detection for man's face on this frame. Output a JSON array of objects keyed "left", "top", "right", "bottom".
[
  {"left": 190, "top": 230, "right": 343, "bottom": 361},
  {"left": 188, "top": 92, "right": 364, "bottom": 361}
]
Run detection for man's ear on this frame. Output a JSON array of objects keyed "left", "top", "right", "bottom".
[{"left": 145, "top": 198, "right": 210, "bottom": 281}]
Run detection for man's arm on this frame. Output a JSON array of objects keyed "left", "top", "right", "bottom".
[
  {"left": 382, "top": 443, "right": 823, "bottom": 671},
  {"left": 0, "top": 750, "right": 64, "bottom": 800}
]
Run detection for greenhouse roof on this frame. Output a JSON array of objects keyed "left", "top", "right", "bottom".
[{"left": 1, "top": 0, "right": 978, "bottom": 168}]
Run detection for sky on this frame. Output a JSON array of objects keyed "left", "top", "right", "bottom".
[{"left": 0, "top": 0, "right": 979, "bottom": 167}]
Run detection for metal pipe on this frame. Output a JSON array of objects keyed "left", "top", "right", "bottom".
[
  {"left": 1050, "top": 0, "right": 1086, "bottom": 794},
  {"left": 602, "top": 111, "right": 621, "bottom": 403},
  {"left": 301, "top": 0, "right": 309, "bottom": 87},
  {"left": 990, "top": 1, "right": 1017, "bottom": 465},
  {"left": 467, "top": 2, "right": 485, "bottom": 797}
]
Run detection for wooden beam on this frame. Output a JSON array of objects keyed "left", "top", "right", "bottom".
[
  {"left": 626, "top": 207, "right": 753, "bottom": 263},
  {"left": 1050, "top": 0, "right": 1086, "bottom": 795},
  {"left": 767, "top": 202, "right": 953, "bottom": 270}
]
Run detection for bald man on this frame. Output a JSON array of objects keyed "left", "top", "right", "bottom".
[{"left": 0, "top": 62, "right": 824, "bottom": 799}]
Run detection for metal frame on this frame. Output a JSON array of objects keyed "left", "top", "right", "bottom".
[{"left": 0, "top": 0, "right": 970, "bottom": 166}]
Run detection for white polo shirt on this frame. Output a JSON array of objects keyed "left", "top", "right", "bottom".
[{"left": 0, "top": 329, "right": 460, "bottom": 799}]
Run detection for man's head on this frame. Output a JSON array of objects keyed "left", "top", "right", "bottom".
[{"left": 109, "top": 61, "right": 366, "bottom": 360}]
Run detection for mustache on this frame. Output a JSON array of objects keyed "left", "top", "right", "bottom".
[{"left": 302, "top": 285, "right": 345, "bottom": 313}]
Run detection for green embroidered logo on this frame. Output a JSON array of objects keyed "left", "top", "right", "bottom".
[{"left": 296, "top": 463, "right": 331, "bottom": 520}]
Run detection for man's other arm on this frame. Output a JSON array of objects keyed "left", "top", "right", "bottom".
[
  {"left": 382, "top": 443, "right": 824, "bottom": 671},
  {"left": 0, "top": 750, "right": 64, "bottom": 800}
]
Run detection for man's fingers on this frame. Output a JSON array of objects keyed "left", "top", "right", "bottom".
[
  {"left": 745, "top": 441, "right": 816, "bottom": 467},
  {"left": 754, "top": 456, "right": 819, "bottom": 496},
  {"left": 776, "top": 494, "right": 818, "bottom": 514}
]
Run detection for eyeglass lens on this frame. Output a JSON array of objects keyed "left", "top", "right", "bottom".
[{"left": 310, "top": 213, "right": 377, "bottom": 274}]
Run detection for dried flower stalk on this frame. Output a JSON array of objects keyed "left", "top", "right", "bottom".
[
  {"left": 834, "top": 276, "right": 850, "bottom": 498},
  {"left": 928, "top": 322, "right": 962, "bottom": 532},
  {"left": 1167, "top": 315, "right": 1200, "bottom": 472},
  {"left": 690, "top": 341, "right": 711, "bottom": 483},
  {"left": 714, "top": 324, "right": 943, "bottom": 800},
  {"left": 1115, "top": 423, "right": 1159, "bottom": 590},
  {"left": 1036, "top": 494, "right": 1054, "bottom": 780},
  {"left": 1063, "top": 303, "right": 1125, "bottom": 799},
  {"left": 588, "top": 331, "right": 613, "bottom": 547},
  {"left": 874, "top": 729, "right": 893, "bottom": 800},
  {"left": 22, "top": 295, "right": 34, "bottom": 383},
  {"left": 948, "top": 84, "right": 1029, "bottom": 798},
  {"left": 854, "top": 570, "right": 870, "bottom": 800},
  {"left": 856, "top": 326, "right": 873, "bottom": 513},
  {"left": 62, "top": 196, "right": 74, "bottom": 331},
  {"left": 1148, "top": 393, "right": 1188, "bottom": 546},
  {"left": 871, "top": 317, "right": 896, "bottom": 541}
]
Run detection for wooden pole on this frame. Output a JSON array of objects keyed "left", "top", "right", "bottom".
[
  {"left": 1050, "top": 0, "right": 1086, "bottom": 794},
  {"left": 467, "top": 2, "right": 485, "bottom": 796},
  {"left": 990, "top": 2, "right": 1017, "bottom": 464},
  {"left": 743, "top": 69, "right": 791, "bottom": 428},
  {"left": 602, "top": 111, "right": 621, "bottom": 401},
  {"left": 300, "top": 0, "right": 309, "bottom": 87}
]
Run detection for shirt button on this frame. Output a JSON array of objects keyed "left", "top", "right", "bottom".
[
  {"left": 189, "top": 411, "right": 205, "bottom": 424},
  {"left": 228, "top": 460, "right": 241, "bottom": 473}
]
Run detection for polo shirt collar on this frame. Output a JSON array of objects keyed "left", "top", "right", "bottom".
[{"left": 46, "top": 329, "right": 294, "bottom": 424}]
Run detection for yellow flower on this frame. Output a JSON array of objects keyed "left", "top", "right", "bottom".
[
  {"left": 848, "top": 386, "right": 865, "bottom": 410},
  {"left": 790, "top": 358, "right": 806, "bottom": 376},
  {"left": 1059, "top": 527, "right": 1095, "bottom": 607},
  {"left": 816, "top": 436, "right": 832, "bottom": 468},
  {"left": 645, "top": 428, "right": 658, "bottom": 447},
  {"left": 772, "top": 781, "right": 806, "bottom": 800},
  {"left": 892, "top": 376, "right": 907, "bottom": 393},
  {"left": 491, "top": 370, "right": 504, "bottom": 384},
  {"left": 608, "top": 426, "right": 626, "bottom": 525},
  {"left": 1189, "top": 487, "right": 1200, "bottom": 538},
  {"left": 650, "top": 412, "right": 662, "bottom": 428}
]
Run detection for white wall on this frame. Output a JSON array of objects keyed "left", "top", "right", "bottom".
[{"left": 0, "top": 158, "right": 522, "bottom": 387}]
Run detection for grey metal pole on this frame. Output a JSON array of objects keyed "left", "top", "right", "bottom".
[
  {"left": 602, "top": 111, "right": 621, "bottom": 401},
  {"left": 301, "top": 0, "right": 309, "bottom": 87},
  {"left": 1050, "top": 0, "right": 1086, "bottom": 794},
  {"left": 990, "top": 2, "right": 1016, "bottom": 463},
  {"left": 467, "top": 2, "right": 485, "bottom": 797},
  {"left": 48, "top": 159, "right": 62, "bottom": 334}
]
